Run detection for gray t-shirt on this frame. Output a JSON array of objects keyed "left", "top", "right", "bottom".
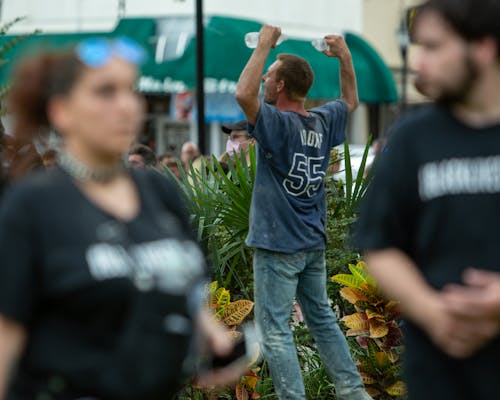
[{"left": 246, "top": 100, "right": 348, "bottom": 253}]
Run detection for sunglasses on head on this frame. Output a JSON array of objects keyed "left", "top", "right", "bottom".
[{"left": 76, "top": 36, "right": 147, "bottom": 68}]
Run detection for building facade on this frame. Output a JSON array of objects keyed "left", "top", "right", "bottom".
[{"left": 1, "top": 0, "right": 422, "bottom": 153}]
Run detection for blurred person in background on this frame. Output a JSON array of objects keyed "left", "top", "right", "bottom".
[
  {"left": 355, "top": 0, "right": 500, "bottom": 398},
  {"left": 180, "top": 141, "right": 200, "bottom": 171},
  {"left": 158, "top": 152, "right": 182, "bottom": 179},
  {"left": 128, "top": 142, "right": 157, "bottom": 169},
  {"left": 219, "top": 120, "right": 255, "bottom": 165},
  {"left": 0, "top": 37, "right": 242, "bottom": 400}
]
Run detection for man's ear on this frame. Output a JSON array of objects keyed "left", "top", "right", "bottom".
[
  {"left": 276, "top": 79, "right": 285, "bottom": 93},
  {"left": 47, "top": 96, "right": 71, "bottom": 133},
  {"left": 470, "top": 36, "right": 498, "bottom": 67}
]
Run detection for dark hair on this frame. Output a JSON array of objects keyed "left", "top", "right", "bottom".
[
  {"left": 129, "top": 143, "right": 157, "bottom": 167},
  {"left": 417, "top": 0, "right": 500, "bottom": 56},
  {"left": 276, "top": 53, "right": 314, "bottom": 100},
  {"left": 7, "top": 51, "right": 85, "bottom": 180},
  {"left": 158, "top": 152, "right": 176, "bottom": 162},
  {"left": 41, "top": 148, "right": 57, "bottom": 161}
]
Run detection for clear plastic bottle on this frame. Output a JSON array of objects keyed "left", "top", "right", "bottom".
[
  {"left": 311, "top": 38, "right": 329, "bottom": 51},
  {"left": 244, "top": 32, "right": 286, "bottom": 49}
]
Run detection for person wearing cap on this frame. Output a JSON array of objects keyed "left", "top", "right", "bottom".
[
  {"left": 0, "top": 37, "right": 242, "bottom": 399},
  {"left": 219, "top": 120, "right": 255, "bottom": 164}
]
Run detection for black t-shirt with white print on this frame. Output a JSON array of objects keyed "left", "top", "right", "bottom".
[
  {"left": 355, "top": 105, "right": 500, "bottom": 288},
  {"left": 0, "top": 167, "right": 205, "bottom": 399},
  {"left": 354, "top": 105, "right": 500, "bottom": 396}
]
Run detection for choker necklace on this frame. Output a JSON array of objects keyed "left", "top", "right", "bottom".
[{"left": 57, "top": 151, "right": 126, "bottom": 182}]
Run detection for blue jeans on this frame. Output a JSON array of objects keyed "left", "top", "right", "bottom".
[{"left": 253, "top": 248, "right": 371, "bottom": 400}]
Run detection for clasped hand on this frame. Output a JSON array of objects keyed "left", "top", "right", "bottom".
[{"left": 422, "top": 268, "right": 500, "bottom": 359}]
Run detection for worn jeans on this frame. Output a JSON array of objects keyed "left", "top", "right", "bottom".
[{"left": 253, "top": 248, "right": 371, "bottom": 400}]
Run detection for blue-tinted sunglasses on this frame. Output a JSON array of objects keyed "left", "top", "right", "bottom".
[{"left": 76, "top": 37, "right": 147, "bottom": 68}]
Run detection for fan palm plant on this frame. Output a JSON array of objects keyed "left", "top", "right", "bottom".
[{"left": 163, "top": 146, "right": 256, "bottom": 298}]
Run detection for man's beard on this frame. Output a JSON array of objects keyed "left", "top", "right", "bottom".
[
  {"left": 415, "top": 55, "right": 480, "bottom": 107},
  {"left": 263, "top": 88, "right": 277, "bottom": 105},
  {"left": 264, "top": 94, "right": 276, "bottom": 105}
]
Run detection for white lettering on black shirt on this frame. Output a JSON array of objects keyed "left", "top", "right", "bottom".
[
  {"left": 86, "top": 238, "right": 204, "bottom": 294},
  {"left": 418, "top": 156, "right": 500, "bottom": 201}
]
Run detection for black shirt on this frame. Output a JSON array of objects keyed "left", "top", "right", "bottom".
[
  {"left": 0, "top": 167, "right": 205, "bottom": 399},
  {"left": 355, "top": 105, "right": 500, "bottom": 288},
  {"left": 354, "top": 105, "right": 500, "bottom": 398}
]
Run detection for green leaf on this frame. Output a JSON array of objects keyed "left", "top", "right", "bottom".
[
  {"left": 337, "top": 138, "right": 375, "bottom": 220},
  {"left": 331, "top": 273, "right": 363, "bottom": 289},
  {"left": 343, "top": 141, "right": 353, "bottom": 201},
  {"left": 348, "top": 263, "right": 369, "bottom": 285},
  {"left": 351, "top": 135, "right": 373, "bottom": 206}
]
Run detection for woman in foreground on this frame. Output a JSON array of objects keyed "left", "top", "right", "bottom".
[{"left": 0, "top": 37, "right": 238, "bottom": 399}]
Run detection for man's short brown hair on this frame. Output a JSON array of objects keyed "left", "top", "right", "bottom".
[
  {"left": 129, "top": 143, "right": 157, "bottom": 167},
  {"left": 276, "top": 54, "right": 315, "bottom": 100}
]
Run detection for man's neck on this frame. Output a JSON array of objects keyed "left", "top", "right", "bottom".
[
  {"left": 452, "top": 70, "right": 500, "bottom": 128},
  {"left": 275, "top": 97, "right": 309, "bottom": 116}
]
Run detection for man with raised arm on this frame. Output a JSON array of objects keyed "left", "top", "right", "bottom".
[{"left": 236, "top": 25, "right": 371, "bottom": 400}]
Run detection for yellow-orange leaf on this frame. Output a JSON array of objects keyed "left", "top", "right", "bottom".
[
  {"left": 385, "top": 380, "right": 407, "bottom": 396},
  {"left": 221, "top": 300, "right": 254, "bottom": 326},
  {"left": 241, "top": 372, "right": 258, "bottom": 390},
  {"left": 341, "top": 313, "right": 369, "bottom": 331},
  {"left": 209, "top": 280, "right": 218, "bottom": 293},
  {"left": 236, "top": 383, "right": 249, "bottom": 400},
  {"left": 211, "top": 287, "right": 230, "bottom": 312},
  {"left": 346, "top": 328, "right": 370, "bottom": 337},
  {"left": 385, "top": 300, "right": 400, "bottom": 312},
  {"left": 375, "top": 352, "right": 391, "bottom": 368},
  {"left": 340, "top": 287, "right": 369, "bottom": 304},
  {"left": 360, "top": 372, "right": 376, "bottom": 385},
  {"left": 387, "top": 350, "right": 399, "bottom": 363},
  {"left": 365, "top": 309, "right": 384, "bottom": 320},
  {"left": 360, "top": 282, "right": 377, "bottom": 294},
  {"left": 369, "top": 320, "right": 389, "bottom": 338}
]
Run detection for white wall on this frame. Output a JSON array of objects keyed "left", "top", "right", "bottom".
[
  {"left": 0, "top": 0, "right": 369, "bottom": 149},
  {"left": 2, "top": 0, "right": 118, "bottom": 31},
  {"left": 1, "top": 0, "right": 363, "bottom": 38}
]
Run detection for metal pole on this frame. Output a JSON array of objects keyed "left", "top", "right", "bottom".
[
  {"left": 401, "top": 45, "right": 408, "bottom": 112},
  {"left": 118, "top": 0, "right": 126, "bottom": 19},
  {"left": 397, "top": 18, "right": 409, "bottom": 113},
  {"left": 195, "top": 0, "right": 206, "bottom": 154}
]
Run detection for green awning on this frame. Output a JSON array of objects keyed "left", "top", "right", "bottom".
[{"left": 0, "top": 16, "right": 398, "bottom": 103}]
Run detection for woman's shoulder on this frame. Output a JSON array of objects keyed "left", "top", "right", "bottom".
[
  {"left": 131, "top": 168, "right": 178, "bottom": 193},
  {"left": 0, "top": 168, "right": 67, "bottom": 222},
  {"left": 132, "top": 168, "right": 185, "bottom": 209},
  {"left": 1, "top": 168, "right": 65, "bottom": 203}
]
